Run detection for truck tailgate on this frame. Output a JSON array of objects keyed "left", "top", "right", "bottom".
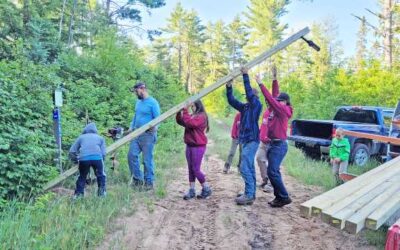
[{"left": 288, "top": 135, "right": 331, "bottom": 147}]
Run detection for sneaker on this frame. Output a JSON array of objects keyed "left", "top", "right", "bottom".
[
  {"left": 72, "top": 193, "right": 83, "bottom": 201},
  {"left": 261, "top": 184, "right": 273, "bottom": 193},
  {"left": 197, "top": 187, "right": 212, "bottom": 199},
  {"left": 98, "top": 187, "right": 106, "bottom": 197},
  {"left": 131, "top": 178, "right": 144, "bottom": 188},
  {"left": 236, "top": 192, "right": 244, "bottom": 198},
  {"left": 269, "top": 197, "right": 292, "bottom": 208},
  {"left": 143, "top": 183, "right": 154, "bottom": 191},
  {"left": 223, "top": 163, "right": 230, "bottom": 174},
  {"left": 183, "top": 188, "right": 196, "bottom": 200},
  {"left": 235, "top": 194, "right": 255, "bottom": 205}
]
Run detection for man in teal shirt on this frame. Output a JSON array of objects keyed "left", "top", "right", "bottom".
[{"left": 128, "top": 82, "right": 161, "bottom": 190}]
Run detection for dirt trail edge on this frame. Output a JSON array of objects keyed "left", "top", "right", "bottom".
[{"left": 99, "top": 148, "right": 376, "bottom": 250}]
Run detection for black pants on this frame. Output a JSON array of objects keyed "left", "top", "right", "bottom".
[{"left": 75, "top": 160, "right": 106, "bottom": 195}]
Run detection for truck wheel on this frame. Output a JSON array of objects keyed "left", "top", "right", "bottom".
[
  {"left": 303, "top": 149, "right": 321, "bottom": 160},
  {"left": 351, "top": 143, "right": 370, "bottom": 167}
]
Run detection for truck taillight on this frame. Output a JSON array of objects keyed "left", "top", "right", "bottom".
[{"left": 332, "top": 128, "right": 336, "bottom": 138}]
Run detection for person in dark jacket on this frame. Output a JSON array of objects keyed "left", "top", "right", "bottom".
[
  {"left": 69, "top": 122, "right": 107, "bottom": 198},
  {"left": 226, "top": 66, "right": 262, "bottom": 205},
  {"left": 223, "top": 112, "right": 242, "bottom": 174},
  {"left": 176, "top": 100, "right": 212, "bottom": 200},
  {"left": 256, "top": 75, "right": 293, "bottom": 207}
]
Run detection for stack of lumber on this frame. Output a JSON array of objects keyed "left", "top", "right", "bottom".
[{"left": 300, "top": 156, "right": 400, "bottom": 234}]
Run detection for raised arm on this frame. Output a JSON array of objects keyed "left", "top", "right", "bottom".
[
  {"left": 258, "top": 84, "right": 291, "bottom": 117},
  {"left": 181, "top": 108, "right": 206, "bottom": 128},
  {"left": 226, "top": 80, "right": 245, "bottom": 111},
  {"left": 271, "top": 65, "right": 279, "bottom": 98},
  {"left": 175, "top": 111, "right": 185, "bottom": 127}
]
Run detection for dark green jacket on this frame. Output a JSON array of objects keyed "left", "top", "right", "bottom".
[{"left": 329, "top": 138, "right": 350, "bottom": 161}]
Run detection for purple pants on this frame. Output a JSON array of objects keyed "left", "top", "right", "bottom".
[{"left": 185, "top": 145, "right": 206, "bottom": 184}]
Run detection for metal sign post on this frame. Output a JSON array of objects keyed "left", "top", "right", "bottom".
[{"left": 53, "top": 87, "right": 63, "bottom": 173}]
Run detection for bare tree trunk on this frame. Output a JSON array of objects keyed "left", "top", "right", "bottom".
[
  {"left": 58, "top": 0, "right": 67, "bottom": 40},
  {"left": 185, "top": 51, "right": 191, "bottom": 93},
  {"left": 68, "top": 0, "right": 78, "bottom": 47},
  {"left": 22, "top": 0, "right": 30, "bottom": 30},
  {"left": 178, "top": 43, "right": 182, "bottom": 82},
  {"left": 383, "top": 0, "right": 393, "bottom": 68}
]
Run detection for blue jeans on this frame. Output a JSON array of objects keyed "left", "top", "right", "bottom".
[
  {"left": 128, "top": 132, "right": 157, "bottom": 185},
  {"left": 267, "top": 141, "right": 289, "bottom": 200},
  {"left": 75, "top": 159, "right": 106, "bottom": 195},
  {"left": 240, "top": 141, "right": 259, "bottom": 199}
]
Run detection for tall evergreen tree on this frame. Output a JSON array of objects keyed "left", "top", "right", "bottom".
[
  {"left": 244, "top": 0, "right": 289, "bottom": 60},
  {"left": 355, "top": 16, "right": 368, "bottom": 71}
]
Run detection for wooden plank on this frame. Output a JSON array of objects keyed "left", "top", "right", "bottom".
[
  {"left": 343, "top": 130, "right": 400, "bottom": 146},
  {"left": 329, "top": 174, "right": 400, "bottom": 229},
  {"left": 300, "top": 156, "right": 400, "bottom": 218},
  {"left": 320, "top": 169, "right": 400, "bottom": 223},
  {"left": 365, "top": 190, "right": 400, "bottom": 230},
  {"left": 43, "top": 27, "right": 311, "bottom": 192},
  {"left": 344, "top": 184, "right": 400, "bottom": 234}
]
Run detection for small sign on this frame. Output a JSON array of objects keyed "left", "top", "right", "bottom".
[
  {"left": 53, "top": 108, "right": 59, "bottom": 120},
  {"left": 54, "top": 87, "right": 63, "bottom": 107}
]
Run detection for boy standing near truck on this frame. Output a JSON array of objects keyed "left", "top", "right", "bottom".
[{"left": 329, "top": 128, "right": 351, "bottom": 185}]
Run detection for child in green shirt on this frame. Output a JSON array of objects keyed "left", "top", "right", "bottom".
[{"left": 329, "top": 128, "right": 351, "bottom": 185}]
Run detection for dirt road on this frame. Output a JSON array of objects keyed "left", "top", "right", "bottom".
[{"left": 99, "top": 149, "right": 376, "bottom": 250}]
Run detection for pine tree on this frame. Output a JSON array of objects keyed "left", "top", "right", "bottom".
[
  {"left": 244, "top": 0, "right": 289, "bottom": 60},
  {"left": 355, "top": 16, "right": 368, "bottom": 71},
  {"left": 225, "top": 15, "right": 248, "bottom": 70}
]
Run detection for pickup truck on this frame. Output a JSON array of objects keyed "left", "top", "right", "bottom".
[{"left": 288, "top": 106, "right": 394, "bottom": 166}]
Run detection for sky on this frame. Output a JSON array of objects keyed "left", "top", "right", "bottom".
[{"left": 136, "top": 0, "right": 381, "bottom": 58}]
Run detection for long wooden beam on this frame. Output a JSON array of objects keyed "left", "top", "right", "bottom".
[
  {"left": 329, "top": 174, "right": 400, "bottom": 230},
  {"left": 365, "top": 191, "right": 400, "bottom": 230},
  {"left": 344, "top": 184, "right": 400, "bottom": 234},
  {"left": 300, "top": 156, "right": 400, "bottom": 218},
  {"left": 343, "top": 130, "right": 400, "bottom": 145},
  {"left": 321, "top": 172, "right": 400, "bottom": 224},
  {"left": 43, "top": 27, "right": 311, "bottom": 192}
]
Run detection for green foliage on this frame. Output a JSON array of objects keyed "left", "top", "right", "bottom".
[{"left": 0, "top": 60, "right": 59, "bottom": 200}]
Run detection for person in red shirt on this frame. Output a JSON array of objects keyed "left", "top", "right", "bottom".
[
  {"left": 223, "top": 112, "right": 242, "bottom": 173},
  {"left": 256, "top": 66, "right": 279, "bottom": 193},
  {"left": 176, "top": 100, "right": 212, "bottom": 200},
  {"left": 256, "top": 71, "right": 293, "bottom": 208}
]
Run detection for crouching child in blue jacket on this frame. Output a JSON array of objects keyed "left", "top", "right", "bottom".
[{"left": 69, "top": 122, "right": 107, "bottom": 198}]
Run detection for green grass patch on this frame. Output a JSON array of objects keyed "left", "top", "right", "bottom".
[{"left": 0, "top": 124, "right": 185, "bottom": 249}]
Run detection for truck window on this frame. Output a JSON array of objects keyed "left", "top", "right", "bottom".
[{"left": 333, "top": 108, "right": 378, "bottom": 124}]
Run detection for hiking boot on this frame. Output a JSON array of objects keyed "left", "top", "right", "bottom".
[
  {"left": 268, "top": 197, "right": 279, "bottom": 205},
  {"left": 223, "top": 163, "right": 230, "bottom": 174},
  {"left": 183, "top": 188, "right": 196, "bottom": 200},
  {"left": 197, "top": 187, "right": 212, "bottom": 199},
  {"left": 98, "top": 187, "right": 106, "bottom": 197},
  {"left": 235, "top": 194, "right": 255, "bottom": 205},
  {"left": 269, "top": 197, "right": 292, "bottom": 208}
]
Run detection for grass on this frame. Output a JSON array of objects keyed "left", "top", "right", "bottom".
[{"left": 0, "top": 121, "right": 185, "bottom": 250}]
